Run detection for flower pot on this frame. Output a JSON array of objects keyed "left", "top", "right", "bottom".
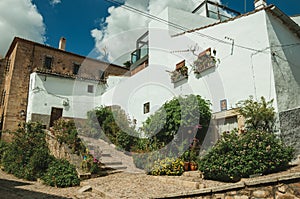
[
  {"left": 184, "top": 162, "right": 190, "bottom": 171},
  {"left": 190, "top": 163, "right": 197, "bottom": 171}
]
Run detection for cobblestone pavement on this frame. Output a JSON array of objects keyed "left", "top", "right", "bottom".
[{"left": 1, "top": 162, "right": 299, "bottom": 199}]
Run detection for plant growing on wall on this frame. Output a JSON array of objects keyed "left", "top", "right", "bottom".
[
  {"left": 168, "top": 65, "right": 188, "bottom": 83},
  {"left": 142, "top": 94, "right": 211, "bottom": 150},
  {"left": 53, "top": 119, "right": 86, "bottom": 155},
  {"left": 236, "top": 96, "right": 275, "bottom": 133},
  {"left": 193, "top": 48, "right": 217, "bottom": 74},
  {"left": 86, "top": 106, "right": 138, "bottom": 151}
]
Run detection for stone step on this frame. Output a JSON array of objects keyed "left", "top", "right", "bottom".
[
  {"left": 76, "top": 168, "right": 91, "bottom": 180},
  {"left": 101, "top": 153, "right": 112, "bottom": 157},
  {"left": 103, "top": 161, "right": 123, "bottom": 166},
  {"left": 105, "top": 166, "right": 127, "bottom": 170}
]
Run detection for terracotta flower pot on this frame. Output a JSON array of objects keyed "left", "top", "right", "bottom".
[
  {"left": 190, "top": 162, "right": 198, "bottom": 171},
  {"left": 184, "top": 162, "right": 190, "bottom": 171}
]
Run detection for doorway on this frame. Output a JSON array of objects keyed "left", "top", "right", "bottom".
[{"left": 50, "top": 107, "right": 63, "bottom": 127}]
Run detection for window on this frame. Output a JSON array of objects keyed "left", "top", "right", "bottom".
[
  {"left": 5, "top": 59, "right": 10, "bottom": 72},
  {"left": 44, "top": 56, "right": 53, "bottom": 69},
  {"left": 87, "top": 85, "right": 94, "bottom": 93},
  {"left": 73, "top": 63, "right": 80, "bottom": 75},
  {"left": 143, "top": 102, "right": 150, "bottom": 114}
]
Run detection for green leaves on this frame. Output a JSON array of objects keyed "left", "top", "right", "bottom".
[
  {"left": 149, "top": 157, "right": 184, "bottom": 176},
  {"left": 1, "top": 122, "right": 53, "bottom": 181},
  {"left": 236, "top": 96, "right": 275, "bottom": 132},
  {"left": 198, "top": 130, "right": 295, "bottom": 182},
  {"left": 42, "top": 159, "right": 80, "bottom": 188},
  {"left": 87, "top": 106, "right": 138, "bottom": 151},
  {"left": 142, "top": 94, "right": 211, "bottom": 147}
]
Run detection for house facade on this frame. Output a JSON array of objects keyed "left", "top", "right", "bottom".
[
  {"left": 100, "top": 1, "right": 300, "bottom": 152},
  {"left": 0, "top": 37, "right": 128, "bottom": 141}
]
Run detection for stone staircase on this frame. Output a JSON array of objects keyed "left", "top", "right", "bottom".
[{"left": 79, "top": 136, "right": 143, "bottom": 174}]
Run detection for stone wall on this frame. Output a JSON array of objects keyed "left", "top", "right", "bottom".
[
  {"left": 279, "top": 107, "right": 300, "bottom": 155},
  {"left": 158, "top": 172, "right": 300, "bottom": 199}
]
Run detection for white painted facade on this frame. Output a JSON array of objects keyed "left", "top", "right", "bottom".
[
  {"left": 100, "top": 7, "right": 282, "bottom": 127},
  {"left": 26, "top": 5, "right": 300, "bottom": 133},
  {"left": 27, "top": 72, "right": 103, "bottom": 121}
]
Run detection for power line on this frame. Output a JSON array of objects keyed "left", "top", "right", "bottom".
[
  {"left": 103, "top": 0, "right": 300, "bottom": 54},
  {"left": 103, "top": 0, "right": 263, "bottom": 52}
]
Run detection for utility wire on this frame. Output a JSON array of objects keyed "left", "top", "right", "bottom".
[
  {"left": 104, "top": 0, "right": 262, "bottom": 52},
  {"left": 104, "top": 0, "right": 300, "bottom": 54}
]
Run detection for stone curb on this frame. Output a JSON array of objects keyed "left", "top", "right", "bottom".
[
  {"left": 153, "top": 176, "right": 200, "bottom": 189},
  {"left": 153, "top": 172, "right": 300, "bottom": 199}
]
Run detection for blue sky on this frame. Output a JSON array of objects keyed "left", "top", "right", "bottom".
[{"left": 0, "top": 0, "right": 300, "bottom": 62}]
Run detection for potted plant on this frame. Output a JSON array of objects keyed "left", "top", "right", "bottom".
[
  {"left": 182, "top": 150, "right": 190, "bottom": 171},
  {"left": 190, "top": 161, "right": 198, "bottom": 171},
  {"left": 168, "top": 66, "right": 189, "bottom": 83}
]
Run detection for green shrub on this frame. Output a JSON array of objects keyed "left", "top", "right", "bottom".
[
  {"left": 142, "top": 94, "right": 211, "bottom": 150},
  {"left": 0, "top": 140, "right": 8, "bottom": 163},
  {"left": 198, "top": 130, "right": 295, "bottom": 182},
  {"left": 53, "top": 119, "right": 86, "bottom": 155},
  {"left": 236, "top": 96, "right": 275, "bottom": 132},
  {"left": 1, "top": 122, "right": 53, "bottom": 181},
  {"left": 86, "top": 106, "right": 138, "bottom": 151},
  {"left": 149, "top": 157, "right": 184, "bottom": 176},
  {"left": 42, "top": 159, "right": 80, "bottom": 188}
]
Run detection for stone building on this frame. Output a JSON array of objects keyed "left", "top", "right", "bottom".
[{"left": 0, "top": 37, "right": 128, "bottom": 140}]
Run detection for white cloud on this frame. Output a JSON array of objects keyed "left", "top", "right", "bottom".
[
  {"left": 91, "top": 0, "right": 226, "bottom": 64},
  {"left": 50, "top": 0, "right": 61, "bottom": 6},
  {"left": 0, "top": 0, "right": 46, "bottom": 57}
]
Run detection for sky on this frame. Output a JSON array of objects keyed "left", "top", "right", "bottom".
[{"left": 0, "top": 0, "right": 300, "bottom": 64}]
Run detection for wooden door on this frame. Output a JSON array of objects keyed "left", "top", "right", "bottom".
[{"left": 50, "top": 107, "right": 63, "bottom": 127}]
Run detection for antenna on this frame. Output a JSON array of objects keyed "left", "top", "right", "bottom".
[{"left": 244, "top": 0, "right": 247, "bottom": 13}]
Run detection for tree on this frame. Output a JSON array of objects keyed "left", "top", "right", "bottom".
[{"left": 236, "top": 96, "right": 275, "bottom": 132}]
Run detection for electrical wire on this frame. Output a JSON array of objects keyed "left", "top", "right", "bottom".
[
  {"left": 103, "top": 0, "right": 263, "bottom": 52},
  {"left": 104, "top": 0, "right": 300, "bottom": 55}
]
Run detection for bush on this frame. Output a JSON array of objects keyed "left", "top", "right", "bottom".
[
  {"left": 149, "top": 157, "right": 184, "bottom": 176},
  {"left": 42, "top": 159, "right": 80, "bottom": 188},
  {"left": 53, "top": 119, "right": 86, "bottom": 155},
  {"left": 236, "top": 96, "right": 275, "bottom": 132},
  {"left": 142, "top": 94, "right": 211, "bottom": 150},
  {"left": 198, "top": 130, "right": 295, "bottom": 182},
  {"left": 86, "top": 106, "right": 138, "bottom": 151},
  {"left": 1, "top": 122, "right": 54, "bottom": 181}
]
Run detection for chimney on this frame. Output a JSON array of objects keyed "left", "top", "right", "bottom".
[
  {"left": 254, "top": 0, "right": 267, "bottom": 10},
  {"left": 59, "top": 37, "right": 66, "bottom": 51}
]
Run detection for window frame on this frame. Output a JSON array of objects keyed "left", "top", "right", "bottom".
[
  {"left": 87, "top": 85, "right": 94, "bottom": 93},
  {"left": 44, "top": 55, "right": 53, "bottom": 70}
]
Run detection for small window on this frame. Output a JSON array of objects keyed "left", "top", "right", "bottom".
[
  {"left": 143, "top": 102, "right": 150, "bottom": 114},
  {"left": 87, "top": 85, "right": 94, "bottom": 93},
  {"left": 44, "top": 56, "right": 53, "bottom": 69},
  {"left": 5, "top": 59, "right": 10, "bottom": 72},
  {"left": 73, "top": 63, "right": 80, "bottom": 75}
]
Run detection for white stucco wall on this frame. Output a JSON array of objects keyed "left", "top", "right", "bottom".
[
  {"left": 101, "top": 7, "right": 279, "bottom": 128},
  {"left": 291, "top": 15, "right": 300, "bottom": 26},
  {"left": 149, "top": 8, "right": 276, "bottom": 112},
  {"left": 27, "top": 72, "right": 106, "bottom": 121}
]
